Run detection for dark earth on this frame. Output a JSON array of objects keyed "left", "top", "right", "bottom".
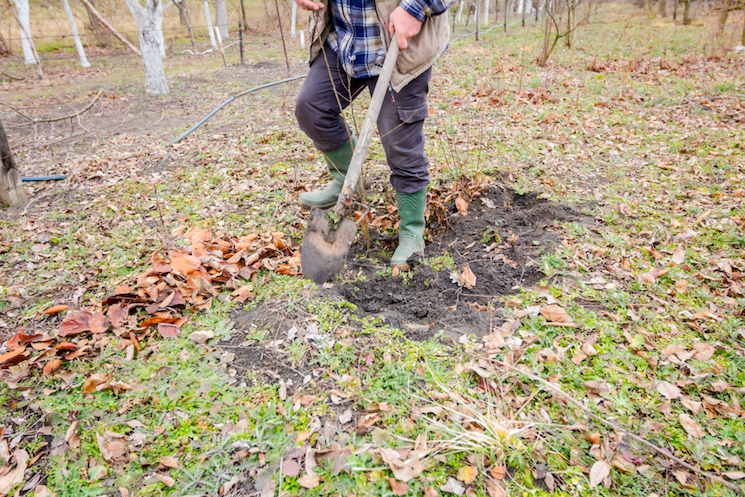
[
  {"left": 230, "top": 182, "right": 592, "bottom": 384},
  {"left": 334, "top": 183, "right": 588, "bottom": 340}
]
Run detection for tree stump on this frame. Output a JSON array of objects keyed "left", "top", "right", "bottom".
[{"left": 0, "top": 119, "right": 29, "bottom": 208}]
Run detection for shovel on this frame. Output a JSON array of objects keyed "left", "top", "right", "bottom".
[{"left": 301, "top": 36, "right": 400, "bottom": 284}]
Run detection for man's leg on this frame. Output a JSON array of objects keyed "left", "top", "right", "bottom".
[
  {"left": 295, "top": 47, "right": 366, "bottom": 208},
  {"left": 369, "top": 69, "right": 432, "bottom": 267}
]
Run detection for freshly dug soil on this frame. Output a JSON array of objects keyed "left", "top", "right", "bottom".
[{"left": 334, "top": 184, "right": 588, "bottom": 340}]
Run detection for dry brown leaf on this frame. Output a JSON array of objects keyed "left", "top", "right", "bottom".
[
  {"left": 723, "top": 471, "right": 745, "bottom": 480},
  {"left": 88, "top": 312, "right": 110, "bottom": 334},
  {"left": 386, "top": 478, "right": 409, "bottom": 496},
  {"left": 43, "top": 359, "right": 62, "bottom": 376},
  {"left": 297, "top": 474, "right": 320, "bottom": 488},
  {"left": 584, "top": 381, "right": 611, "bottom": 393},
  {"left": 379, "top": 447, "right": 423, "bottom": 482},
  {"left": 489, "top": 466, "right": 507, "bottom": 480},
  {"left": 82, "top": 373, "right": 112, "bottom": 393},
  {"left": 539, "top": 304, "right": 571, "bottom": 323},
  {"left": 160, "top": 455, "right": 181, "bottom": 469},
  {"left": 156, "top": 474, "right": 175, "bottom": 487},
  {"left": 589, "top": 460, "right": 610, "bottom": 488},
  {"left": 43, "top": 304, "right": 69, "bottom": 315},
  {"left": 657, "top": 381, "right": 682, "bottom": 400},
  {"left": 424, "top": 486, "right": 440, "bottom": 497},
  {"left": 679, "top": 413, "right": 705, "bottom": 438},
  {"left": 455, "top": 195, "right": 468, "bottom": 215},
  {"left": 59, "top": 310, "right": 92, "bottom": 336},
  {"left": 671, "top": 247, "right": 686, "bottom": 265},
  {"left": 0, "top": 449, "right": 29, "bottom": 495}
]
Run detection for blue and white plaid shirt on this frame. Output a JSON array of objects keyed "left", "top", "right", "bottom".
[{"left": 327, "top": 0, "right": 451, "bottom": 78}]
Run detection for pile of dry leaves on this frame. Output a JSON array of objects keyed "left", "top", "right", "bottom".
[{"left": 0, "top": 227, "right": 302, "bottom": 387}]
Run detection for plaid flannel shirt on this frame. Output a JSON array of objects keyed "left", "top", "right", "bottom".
[{"left": 327, "top": 0, "right": 451, "bottom": 78}]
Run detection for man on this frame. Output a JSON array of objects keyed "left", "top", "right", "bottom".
[{"left": 294, "top": 0, "right": 451, "bottom": 268}]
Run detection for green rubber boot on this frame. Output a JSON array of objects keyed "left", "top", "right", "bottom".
[
  {"left": 299, "top": 139, "right": 355, "bottom": 209},
  {"left": 391, "top": 188, "right": 427, "bottom": 268}
]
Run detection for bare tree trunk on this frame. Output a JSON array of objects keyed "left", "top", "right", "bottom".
[
  {"left": 80, "top": 0, "right": 142, "bottom": 56},
  {"left": 673, "top": 0, "right": 678, "bottom": 19},
  {"left": 175, "top": 0, "right": 197, "bottom": 53},
  {"left": 484, "top": 0, "right": 490, "bottom": 25},
  {"left": 61, "top": 0, "right": 91, "bottom": 68},
  {"left": 0, "top": 119, "right": 28, "bottom": 208},
  {"left": 125, "top": 0, "right": 168, "bottom": 94},
  {"left": 291, "top": 0, "right": 297, "bottom": 37},
  {"left": 682, "top": 0, "right": 691, "bottom": 24},
  {"left": 659, "top": 0, "right": 666, "bottom": 16},
  {"left": 203, "top": 0, "right": 218, "bottom": 49},
  {"left": 13, "top": 0, "right": 35, "bottom": 64},
  {"left": 215, "top": 0, "right": 229, "bottom": 40},
  {"left": 83, "top": 0, "right": 113, "bottom": 47},
  {"left": 716, "top": 1, "right": 730, "bottom": 38}
]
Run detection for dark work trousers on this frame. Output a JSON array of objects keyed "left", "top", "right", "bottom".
[{"left": 295, "top": 43, "right": 431, "bottom": 194}]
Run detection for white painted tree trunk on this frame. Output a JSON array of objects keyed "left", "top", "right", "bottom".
[
  {"left": 61, "top": 0, "right": 91, "bottom": 68},
  {"left": 457, "top": 0, "right": 465, "bottom": 22},
  {"left": 291, "top": 0, "right": 297, "bottom": 38},
  {"left": 215, "top": 0, "right": 229, "bottom": 40},
  {"left": 13, "top": 0, "right": 35, "bottom": 64},
  {"left": 203, "top": 0, "right": 218, "bottom": 50},
  {"left": 125, "top": 0, "right": 169, "bottom": 95},
  {"left": 484, "top": 0, "right": 489, "bottom": 24}
]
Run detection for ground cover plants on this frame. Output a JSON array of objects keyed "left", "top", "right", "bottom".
[{"left": 1, "top": 3, "right": 744, "bottom": 496}]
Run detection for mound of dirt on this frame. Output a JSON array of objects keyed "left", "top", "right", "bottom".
[{"left": 333, "top": 184, "right": 588, "bottom": 340}]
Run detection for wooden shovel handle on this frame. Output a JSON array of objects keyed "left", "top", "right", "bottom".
[{"left": 334, "top": 35, "right": 400, "bottom": 217}]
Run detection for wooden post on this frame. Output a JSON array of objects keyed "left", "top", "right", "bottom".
[
  {"left": 274, "top": 0, "right": 290, "bottom": 70},
  {"left": 239, "top": 21, "right": 244, "bottom": 64},
  {"left": 0, "top": 119, "right": 28, "bottom": 208}
]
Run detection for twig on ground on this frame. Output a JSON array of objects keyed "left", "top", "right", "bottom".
[
  {"left": 4, "top": 90, "right": 104, "bottom": 129},
  {"left": 488, "top": 358, "right": 744, "bottom": 494}
]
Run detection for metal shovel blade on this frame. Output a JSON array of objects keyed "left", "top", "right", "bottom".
[{"left": 301, "top": 207, "right": 358, "bottom": 284}]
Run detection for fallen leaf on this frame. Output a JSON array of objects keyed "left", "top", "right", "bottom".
[
  {"left": 584, "top": 381, "right": 611, "bottom": 393},
  {"left": 440, "top": 476, "right": 465, "bottom": 495},
  {"left": 160, "top": 455, "right": 181, "bottom": 469},
  {"left": 386, "top": 478, "right": 409, "bottom": 496},
  {"left": 657, "top": 381, "right": 682, "bottom": 400},
  {"left": 43, "top": 304, "right": 69, "bottom": 315},
  {"left": 59, "top": 310, "right": 92, "bottom": 336},
  {"left": 723, "top": 471, "right": 745, "bottom": 480},
  {"left": 282, "top": 459, "right": 300, "bottom": 477},
  {"left": 0, "top": 449, "right": 29, "bottom": 495},
  {"left": 297, "top": 474, "right": 320, "bottom": 488},
  {"left": 88, "top": 312, "right": 110, "bottom": 334},
  {"left": 380, "top": 447, "right": 423, "bottom": 482},
  {"left": 457, "top": 465, "right": 478, "bottom": 484},
  {"left": 157, "top": 323, "right": 180, "bottom": 338},
  {"left": 671, "top": 247, "right": 685, "bottom": 265},
  {"left": 189, "top": 330, "right": 214, "bottom": 343},
  {"left": 156, "top": 474, "right": 175, "bottom": 487},
  {"left": 679, "top": 413, "right": 705, "bottom": 438},
  {"left": 589, "top": 460, "right": 610, "bottom": 488},
  {"left": 451, "top": 265, "right": 477, "bottom": 289},
  {"left": 455, "top": 195, "right": 468, "bottom": 215},
  {"left": 424, "top": 486, "right": 440, "bottom": 497},
  {"left": 82, "top": 373, "right": 112, "bottom": 393},
  {"left": 540, "top": 304, "right": 571, "bottom": 323},
  {"left": 489, "top": 466, "right": 507, "bottom": 480}
]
